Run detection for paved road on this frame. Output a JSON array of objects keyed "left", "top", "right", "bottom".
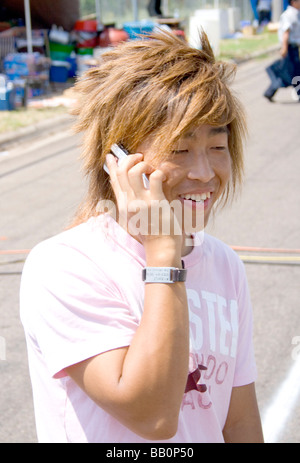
[{"left": 0, "top": 55, "right": 299, "bottom": 443}]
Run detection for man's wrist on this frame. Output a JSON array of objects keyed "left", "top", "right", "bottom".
[
  {"left": 142, "top": 263, "right": 187, "bottom": 283},
  {"left": 143, "top": 238, "right": 182, "bottom": 267},
  {"left": 145, "top": 254, "right": 182, "bottom": 268}
]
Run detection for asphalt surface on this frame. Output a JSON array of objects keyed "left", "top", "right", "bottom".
[{"left": 0, "top": 55, "right": 299, "bottom": 443}]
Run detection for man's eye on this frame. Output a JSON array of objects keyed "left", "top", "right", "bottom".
[
  {"left": 172, "top": 149, "right": 189, "bottom": 154},
  {"left": 212, "top": 146, "right": 226, "bottom": 151}
]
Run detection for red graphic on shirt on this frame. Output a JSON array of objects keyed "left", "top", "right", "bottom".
[{"left": 185, "top": 364, "right": 207, "bottom": 393}]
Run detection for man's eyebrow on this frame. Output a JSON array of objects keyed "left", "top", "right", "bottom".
[
  {"left": 182, "top": 126, "right": 229, "bottom": 139},
  {"left": 208, "top": 126, "right": 229, "bottom": 137}
]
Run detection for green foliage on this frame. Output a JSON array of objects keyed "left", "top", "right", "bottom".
[{"left": 219, "top": 31, "right": 279, "bottom": 60}]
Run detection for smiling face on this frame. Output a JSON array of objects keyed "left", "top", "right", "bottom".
[
  {"left": 138, "top": 124, "right": 232, "bottom": 235},
  {"left": 71, "top": 31, "right": 246, "bottom": 229}
]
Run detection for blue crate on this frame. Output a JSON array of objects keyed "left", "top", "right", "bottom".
[
  {"left": 0, "top": 88, "right": 16, "bottom": 111},
  {"left": 50, "top": 61, "right": 70, "bottom": 83},
  {"left": 122, "top": 21, "right": 155, "bottom": 40}
]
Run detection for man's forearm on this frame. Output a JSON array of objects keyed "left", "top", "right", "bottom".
[
  {"left": 223, "top": 420, "right": 264, "bottom": 443},
  {"left": 120, "top": 248, "right": 190, "bottom": 439},
  {"left": 222, "top": 384, "right": 264, "bottom": 443},
  {"left": 281, "top": 30, "right": 290, "bottom": 57}
]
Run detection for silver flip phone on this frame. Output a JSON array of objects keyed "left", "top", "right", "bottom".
[{"left": 104, "top": 144, "right": 149, "bottom": 189}]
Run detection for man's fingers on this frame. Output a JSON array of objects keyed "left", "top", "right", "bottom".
[
  {"left": 106, "top": 153, "right": 143, "bottom": 193},
  {"left": 148, "top": 169, "right": 167, "bottom": 199},
  {"left": 127, "top": 161, "right": 154, "bottom": 191}
]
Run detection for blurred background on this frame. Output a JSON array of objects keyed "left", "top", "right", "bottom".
[{"left": 1, "top": 0, "right": 299, "bottom": 445}]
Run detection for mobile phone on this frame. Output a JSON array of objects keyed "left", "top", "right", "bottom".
[{"left": 104, "top": 143, "right": 149, "bottom": 189}]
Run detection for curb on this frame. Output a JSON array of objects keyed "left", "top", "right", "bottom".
[
  {"left": 0, "top": 113, "right": 74, "bottom": 150},
  {"left": 231, "top": 44, "right": 280, "bottom": 65}
]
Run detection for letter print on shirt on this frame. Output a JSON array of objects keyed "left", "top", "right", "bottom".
[{"left": 184, "top": 289, "right": 239, "bottom": 404}]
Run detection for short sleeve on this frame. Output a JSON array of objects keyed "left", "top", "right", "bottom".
[
  {"left": 20, "top": 241, "right": 139, "bottom": 379},
  {"left": 280, "top": 11, "right": 295, "bottom": 33},
  {"left": 232, "top": 260, "right": 257, "bottom": 387}
]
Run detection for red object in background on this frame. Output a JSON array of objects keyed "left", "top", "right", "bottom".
[
  {"left": 74, "top": 20, "right": 97, "bottom": 32},
  {"left": 99, "top": 28, "right": 129, "bottom": 47},
  {"left": 173, "top": 29, "right": 186, "bottom": 40},
  {"left": 76, "top": 38, "right": 98, "bottom": 48},
  {"left": 74, "top": 20, "right": 98, "bottom": 48},
  {"left": 0, "top": 22, "right": 11, "bottom": 33}
]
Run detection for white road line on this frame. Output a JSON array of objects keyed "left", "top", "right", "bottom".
[
  {"left": 262, "top": 353, "right": 300, "bottom": 443},
  {"left": 0, "top": 336, "right": 6, "bottom": 361}
]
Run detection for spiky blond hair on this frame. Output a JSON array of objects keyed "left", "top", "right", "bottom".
[{"left": 71, "top": 30, "right": 247, "bottom": 226}]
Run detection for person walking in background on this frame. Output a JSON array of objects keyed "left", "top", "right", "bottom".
[
  {"left": 257, "top": 0, "right": 272, "bottom": 25},
  {"left": 264, "top": 0, "right": 300, "bottom": 102},
  {"left": 147, "top": 0, "right": 162, "bottom": 17}
]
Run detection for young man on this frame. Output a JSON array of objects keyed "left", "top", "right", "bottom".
[
  {"left": 147, "top": 0, "right": 162, "bottom": 17},
  {"left": 257, "top": 0, "right": 272, "bottom": 25},
  {"left": 264, "top": 0, "right": 300, "bottom": 101},
  {"left": 20, "top": 31, "right": 264, "bottom": 443}
]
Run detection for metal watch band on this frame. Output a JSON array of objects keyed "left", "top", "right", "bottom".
[{"left": 142, "top": 266, "right": 187, "bottom": 283}]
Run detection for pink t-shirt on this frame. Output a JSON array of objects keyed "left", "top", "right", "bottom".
[{"left": 20, "top": 214, "right": 257, "bottom": 443}]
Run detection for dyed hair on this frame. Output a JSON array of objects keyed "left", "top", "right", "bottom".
[{"left": 71, "top": 30, "right": 247, "bottom": 226}]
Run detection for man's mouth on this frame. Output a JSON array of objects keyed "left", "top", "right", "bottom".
[{"left": 179, "top": 192, "right": 211, "bottom": 203}]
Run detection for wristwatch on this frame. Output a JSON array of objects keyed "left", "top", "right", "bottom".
[{"left": 142, "top": 263, "right": 187, "bottom": 283}]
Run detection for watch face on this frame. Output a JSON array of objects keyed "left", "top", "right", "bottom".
[
  {"left": 142, "top": 267, "right": 187, "bottom": 283},
  {"left": 143, "top": 267, "right": 173, "bottom": 283}
]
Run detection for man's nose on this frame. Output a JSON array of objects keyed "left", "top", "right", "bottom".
[{"left": 186, "top": 152, "right": 215, "bottom": 183}]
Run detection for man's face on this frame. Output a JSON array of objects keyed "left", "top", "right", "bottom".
[
  {"left": 139, "top": 124, "right": 232, "bottom": 234},
  {"left": 292, "top": 0, "right": 300, "bottom": 9}
]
